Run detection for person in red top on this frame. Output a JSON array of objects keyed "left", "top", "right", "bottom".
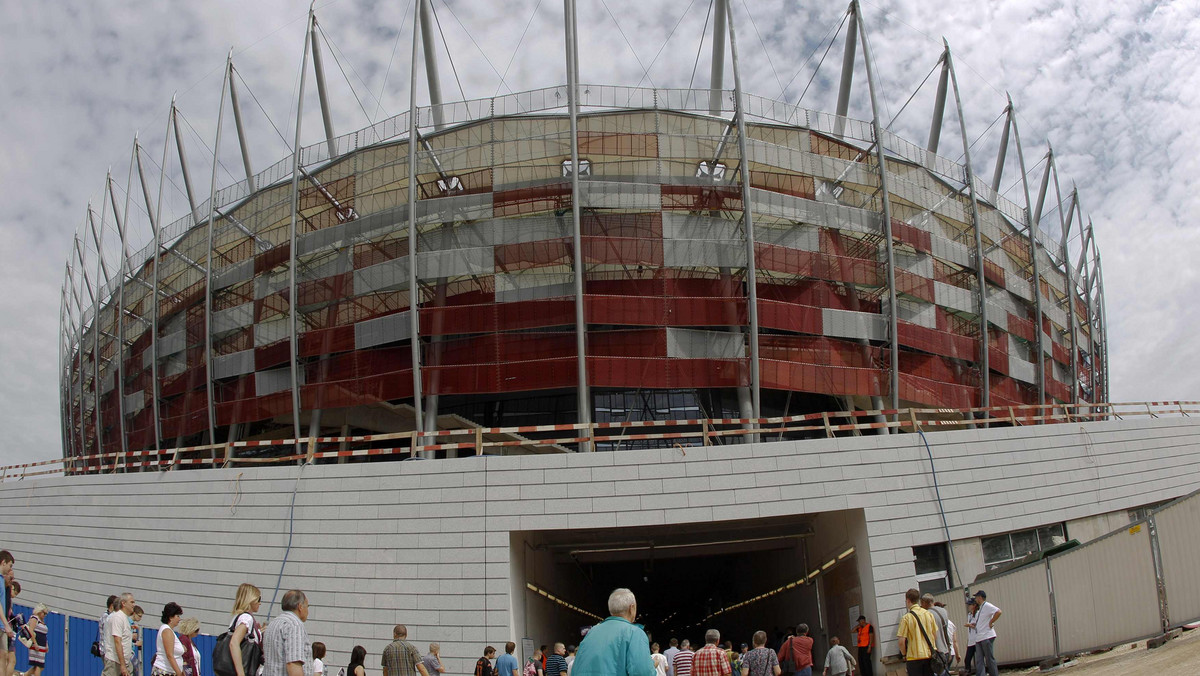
[
  {"left": 777, "top": 625, "right": 814, "bottom": 676},
  {"left": 692, "top": 630, "right": 732, "bottom": 676}
]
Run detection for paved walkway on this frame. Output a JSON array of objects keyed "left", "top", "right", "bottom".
[{"left": 995, "top": 627, "right": 1200, "bottom": 675}]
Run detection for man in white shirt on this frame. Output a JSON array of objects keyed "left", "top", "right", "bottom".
[
  {"left": 969, "top": 591, "right": 1001, "bottom": 676},
  {"left": 104, "top": 593, "right": 136, "bottom": 676}
]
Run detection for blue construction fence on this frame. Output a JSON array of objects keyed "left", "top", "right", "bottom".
[{"left": 13, "top": 606, "right": 215, "bottom": 676}]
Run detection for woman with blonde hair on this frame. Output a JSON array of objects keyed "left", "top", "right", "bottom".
[
  {"left": 177, "top": 618, "right": 202, "bottom": 676},
  {"left": 23, "top": 604, "right": 49, "bottom": 676},
  {"left": 228, "top": 583, "right": 263, "bottom": 676}
]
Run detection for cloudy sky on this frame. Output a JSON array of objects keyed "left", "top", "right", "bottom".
[{"left": 1, "top": 0, "right": 1196, "bottom": 465}]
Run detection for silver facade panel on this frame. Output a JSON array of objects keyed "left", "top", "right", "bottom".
[
  {"left": 158, "top": 330, "right": 186, "bottom": 358},
  {"left": 494, "top": 272, "right": 574, "bottom": 303},
  {"left": 933, "top": 282, "right": 974, "bottom": 314},
  {"left": 663, "top": 239, "right": 746, "bottom": 268},
  {"left": 212, "top": 349, "right": 256, "bottom": 379},
  {"left": 662, "top": 212, "right": 742, "bottom": 240},
  {"left": 1009, "top": 357, "right": 1036, "bottom": 384},
  {"left": 415, "top": 247, "right": 493, "bottom": 279},
  {"left": 353, "top": 258, "right": 411, "bottom": 295},
  {"left": 930, "top": 234, "right": 972, "bottom": 268},
  {"left": 895, "top": 298, "right": 937, "bottom": 329},
  {"left": 254, "top": 319, "right": 289, "bottom": 347},
  {"left": 896, "top": 250, "right": 934, "bottom": 278},
  {"left": 254, "top": 270, "right": 290, "bottom": 300},
  {"left": 665, "top": 328, "right": 745, "bottom": 360},
  {"left": 123, "top": 390, "right": 146, "bottom": 415},
  {"left": 579, "top": 181, "right": 660, "bottom": 210},
  {"left": 354, "top": 310, "right": 412, "bottom": 350},
  {"left": 213, "top": 258, "right": 255, "bottom": 291},
  {"left": 255, "top": 366, "right": 299, "bottom": 396},
  {"left": 749, "top": 188, "right": 882, "bottom": 235},
  {"left": 821, "top": 308, "right": 886, "bottom": 341},
  {"left": 212, "top": 303, "right": 255, "bottom": 335},
  {"left": 755, "top": 223, "right": 821, "bottom": 251}
]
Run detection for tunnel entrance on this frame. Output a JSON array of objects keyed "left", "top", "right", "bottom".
[{"left": 511, "top": 510, "right": 868, "bottom": 669}]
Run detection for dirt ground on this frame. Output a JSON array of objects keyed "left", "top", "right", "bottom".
[{"left": 995, "top": 627, "right": 1200, "bottom": 676}]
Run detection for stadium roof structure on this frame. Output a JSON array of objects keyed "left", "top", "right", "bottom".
[{"left": 59, "top": 0, "right": 1107, "bottom": 469}]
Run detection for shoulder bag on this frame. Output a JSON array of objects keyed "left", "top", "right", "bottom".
[
  {"left": 213, "top": 614, "right": 262, "bottom": 676},
  {"left": 906, "top": 610, "right": 947, "bottom": 675},
  {"left": 778, "top": 638, "right": 796, "bottom": 675}
]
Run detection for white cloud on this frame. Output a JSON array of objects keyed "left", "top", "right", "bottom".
[{"left": 1, "top": 0, "right": 1196, "bottom": 464}]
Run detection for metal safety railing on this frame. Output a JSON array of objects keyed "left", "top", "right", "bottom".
[{"left": 12, "top": 400, "right": 1199, "bottom": 481}]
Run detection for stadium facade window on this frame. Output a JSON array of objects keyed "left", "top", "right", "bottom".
[{"left": 981, "top": 523, "right": 1067, "bottom": 570}]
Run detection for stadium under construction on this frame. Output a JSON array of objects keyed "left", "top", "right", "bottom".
[{"left": 23, "top": 4, "right": 1172, "bottom": 676}]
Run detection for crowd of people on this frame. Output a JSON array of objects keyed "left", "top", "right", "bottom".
[
  {"left": 0, "top": 551, "right": 49, "bottom": 676},
  {"left": 0, "top": 552, "right": 1001, "bottom": 676},
  {"left": 92, "top": 583, "right": 442, "bottom": 676},
  {"left": 549, "top": 590, "right": 873, "bottom": 676},
  {"left": 896, "top": 588, "right": 1002, "bottom": 676}
]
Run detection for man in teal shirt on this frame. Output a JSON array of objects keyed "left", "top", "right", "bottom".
[{"left": 572, "top": 589, "right": 656, "bottom": 676}]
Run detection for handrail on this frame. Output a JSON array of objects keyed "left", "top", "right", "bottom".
[{"left": 22, "top": 400, "right": 1200, "bottom": 480}]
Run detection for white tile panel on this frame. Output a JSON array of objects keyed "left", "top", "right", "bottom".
[
  {"left": 930, "top": 235, "right": 972, "bottom": 267},
  {"left": 416, "top": 248, "right": 493, "bottom": 279},
  {"left": 934, "top": 282, "right": 975, "bottom": 314},
  {"left": 1009, "top": 357, "right": 1036, "bottom": 384},
  {"left": 822, "top": 308, "right": 886, "bottom": 341},
  {"left": 353, "top": 258, "right": 410, "bottom": 295},
  {"left": 123, "top": 390, "right": 145, "bottom": 414},
  {"left": 254, "top": 319, "right": 289, "bottom": 347},
  {"left": 663, "top": 239, "right": 746, "bottom": 268},
  {"left": 494, "top": 272, "right": 573, "bottom": 303},
  {"left": 354, "top": 311, "right": 411, "bottom": 350},
  {"left": 212, "top": 349, "right": 256, "bottom": 379},
  {"left": 213, "top": 303, "right": 254, "bottom": 335},
  {"left": 158, "top": 330, "right": 185, "bottom": 357},
  {"left": 255, "top": 366, "right": 299, "bottom": 396},
  {"left": 665, "top": 328, "right": 745, "bottom": 359}
]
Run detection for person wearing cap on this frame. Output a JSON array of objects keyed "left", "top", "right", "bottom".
[
  {"left": 852, "top": 616, "right": 874, "bottom": 676},
  {"left": 966, "top": 591, "right": 1000, "bottom": 676}
]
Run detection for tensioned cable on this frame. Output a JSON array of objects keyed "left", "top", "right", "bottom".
[
  {"left": 740, "top": 0, "right": 785, "bottom": 98},
  {"left": 687, "top": 0, "right": 714, "bottom": 90},
  {"left": 630, "top": 0, "right": 697, "bottom": 90},
  {"left": 373, "top": 0, "right": 416, "bottom": 123},
  {"left": 318, "top": 23, "right": 381, "bottom": 115},
  {"left": 431, "top": 0, "right": 468, "bottom": 102},
  {"left": 779, "top": 11, "right": 847, "bottom": 102},
  {"left": 793, "top": 13, "right": 848, "bottom": 107},
  {"left": 1000, "top": 152, "right": 1048, "bottom": 200},
  {"left": 884, "top": 58, "right": 940, "bottom": 130},
  {"left": 438, "top": 0, "right": 514, "bottom": 96},
  {"left": 316, "top": 23, "right": 377, "bottom": 126},
  {"left": 234, "top": 68, "right": 295, "bottom": 152},
  {"left": 951, "top": 109, "right": 1005, "bottom": 165},
  {"left": 600, "top": 0, "right": 656, "bottom": 89},
  {"left": 175, "top": 111, "right": 243, "bottom": 187},
  {"left": 493, "top": 0, "right": 544, "bottom": 98},
  {"left": 859, "top": 14, "right": 893, "bottom": 125}
]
